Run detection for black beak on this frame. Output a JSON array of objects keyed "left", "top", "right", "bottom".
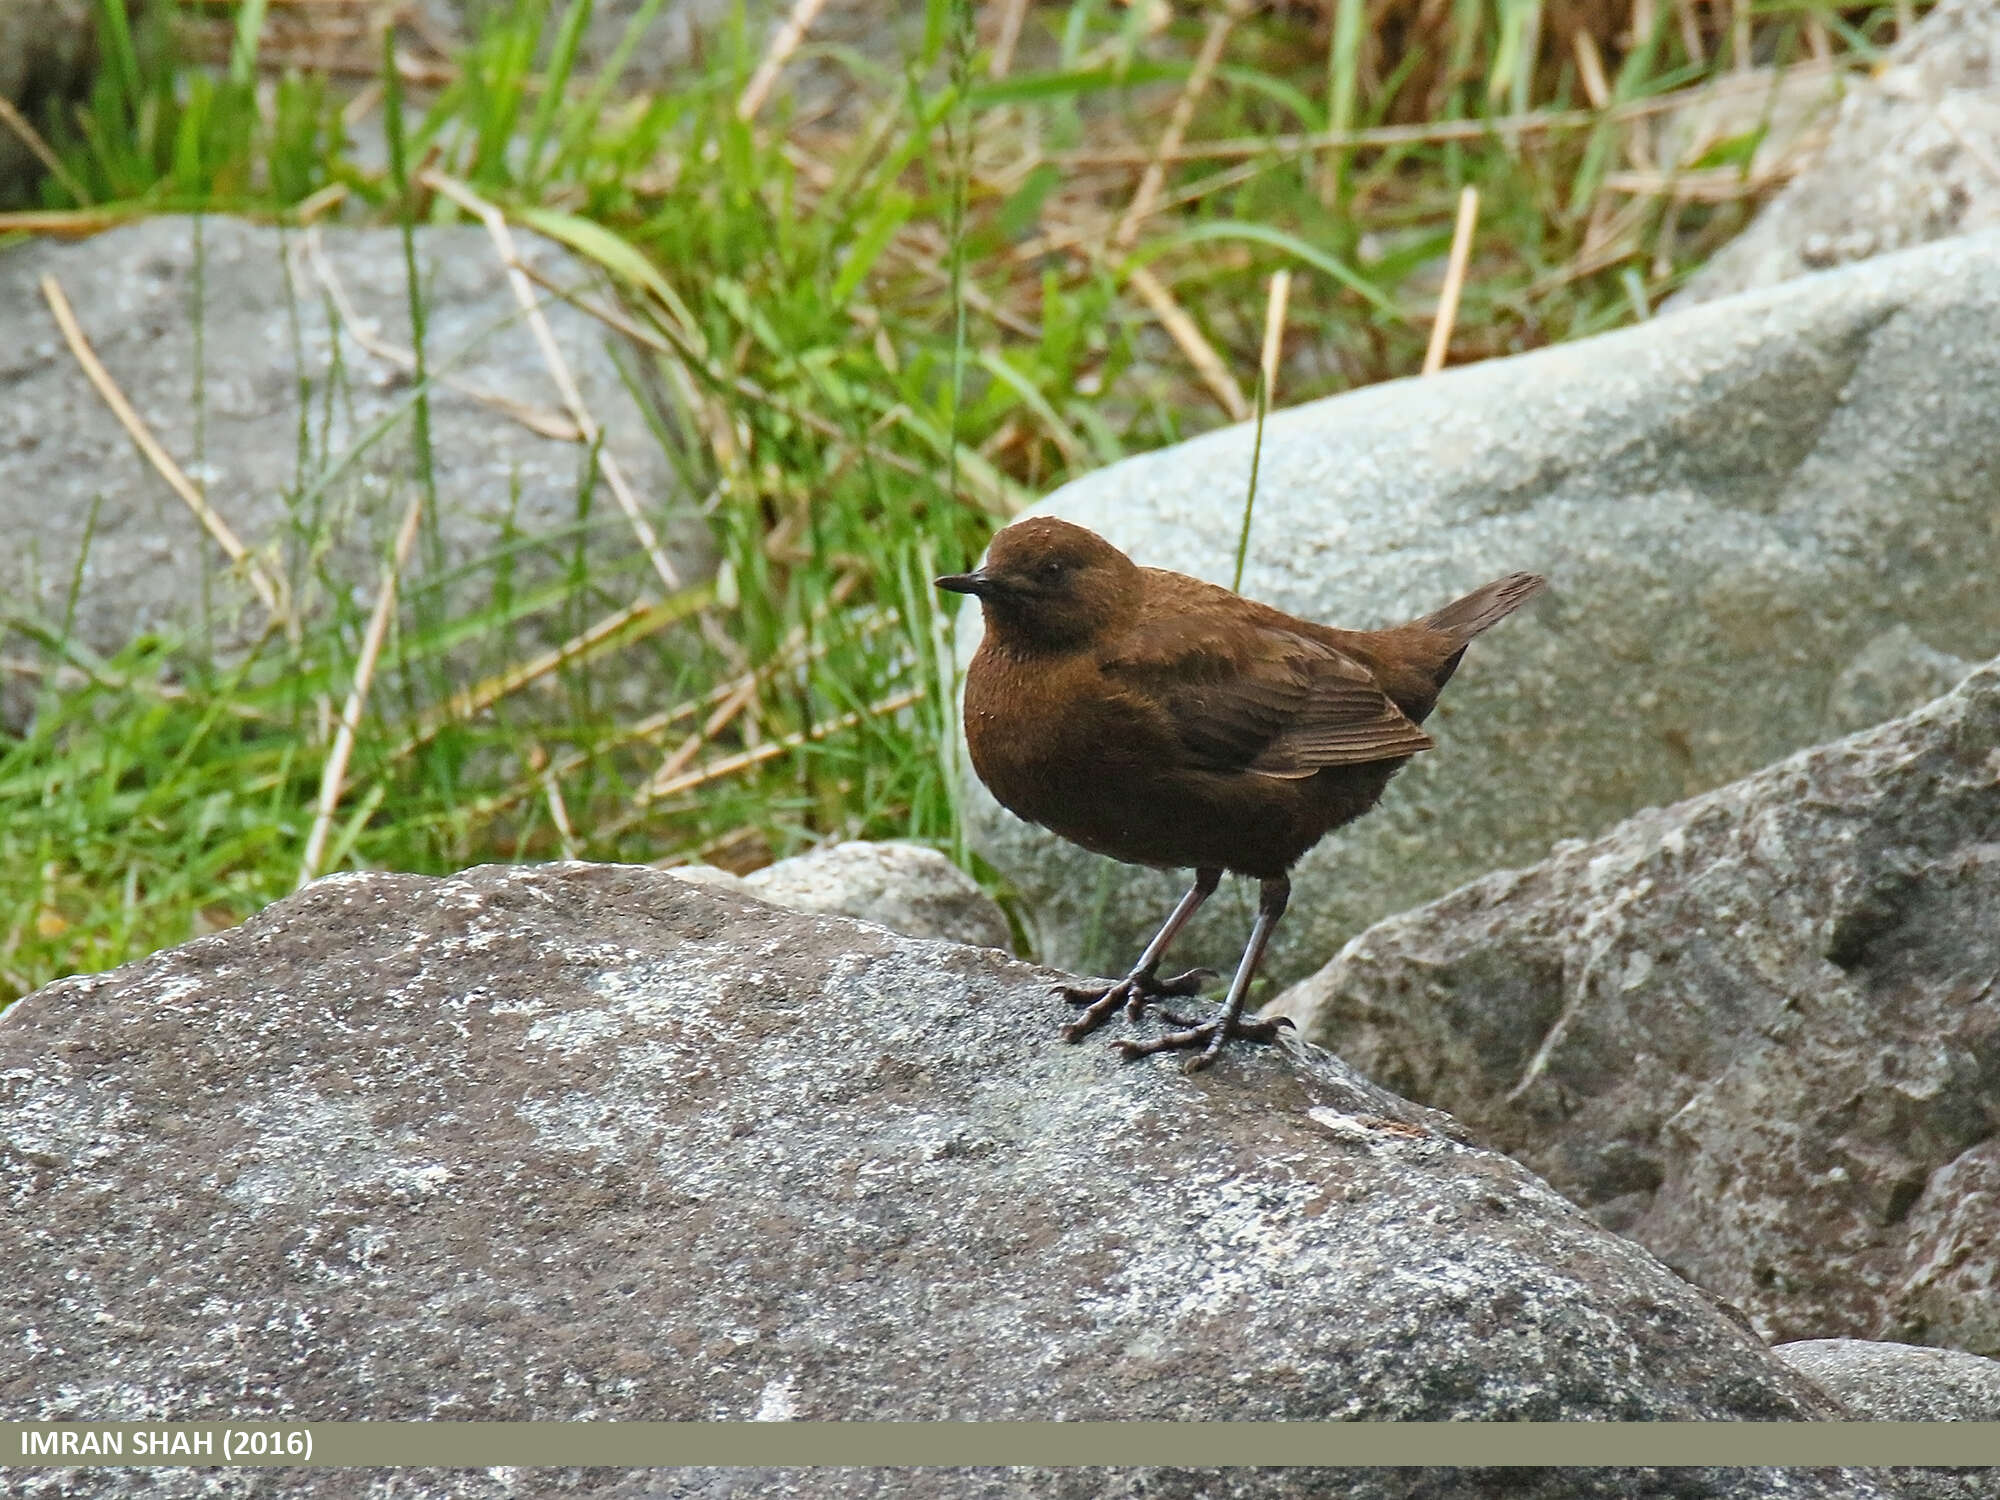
[{"left": 934, "top": 571, "right": 991, "bottom": 598}]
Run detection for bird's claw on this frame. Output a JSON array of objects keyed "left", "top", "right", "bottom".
[
  {"left": 1057, "top": 967, "right": 1217, "bottom": 1041},
  {"left": 1109, "top": 1012, "right": 1294, "bottom": 1072}
]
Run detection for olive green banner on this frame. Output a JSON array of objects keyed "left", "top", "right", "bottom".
[{"left": 5, "top": 1422, "right": 2000, "bottom": 1467}]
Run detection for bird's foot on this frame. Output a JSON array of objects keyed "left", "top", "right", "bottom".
[
  {"left": 1058, "top": 967, "right": 1216, "bottom": 1041},
  {"left": 1110, "top": 1012, "right": 1295, "bottom": 1073}
]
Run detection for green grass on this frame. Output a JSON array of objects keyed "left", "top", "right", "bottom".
[{"left": 0, "top": 0, "right": 1924, "bottom": 1004}]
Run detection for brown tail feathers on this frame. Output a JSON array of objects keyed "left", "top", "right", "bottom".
[{"left": 1420, "top": 571, "right": 1547, "bottom": 645}]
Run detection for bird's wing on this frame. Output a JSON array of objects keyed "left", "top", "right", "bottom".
[{"left": 1106, "top": 621, "right": 1434, "bottom": 779}]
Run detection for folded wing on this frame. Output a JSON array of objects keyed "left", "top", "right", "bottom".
[{"left": 1108, "top": 623, "right": 1434, "bottom": 780}]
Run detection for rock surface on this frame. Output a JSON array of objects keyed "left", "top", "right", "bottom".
[
  {"left": 1675, "top": 0, "right": 2000, "bottom": 307},
  {"left": 956, "top": 229, "right": 2000, "bottom": 986},
  {"left": 0, "top": 862, "right": 1886, "bottom": 1499},
  {"left": 0, "top": 217, "right": 703, "bottom": 720},
  {"left": 424, "top": 0, "right": 932, "bottom": 95},
  {"left": 1776, "top": 1341, "right": 2000, "bottom": 1500},
  {"left": 1778, "top": 1339, "right": 2000, "bottom": 1421},
  {"left": 1270, "top": 657, "right": 2000, "bottom": 1356},
  {"left": 740, "top": 839, "right": 1011, "bottom": 951},
  {"left": 666, "top": 840, "right": 1011, "bottom": 950}
]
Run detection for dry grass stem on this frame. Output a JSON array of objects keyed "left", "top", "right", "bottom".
[
  {"left": 0, "top": 208, "right": 147, "bottom": 235},
  {"left": 424, "top": 170, "right": 684, "bottom": 591},
  {"left": 1258, "top": 268, "right": 1292, "bottom": 405},
  {"left": 394, "top": 595, "right": 694, "bottom": 760},
  {"left": 646, "top": 686, "right": 924, "bottom": 803},
  {"left": 1572, "top": 30, "right": 1611, "bottom": 111},
  {"left": 297, "top": 489, "right": 424, "bottom": 887},
  {"left": 1676, "top": 0, "right": 1705, "bottom": 64},
  {"left": 301, "top": 230, "right": 581, "bottom": 438},
  {"left": 1113, "top": 0, "right": 1250, "bottom": 248},
  {"left": 642, "top": 673, "right": 762, "bottom": 801},
  {"left": 1054, "top": 62, "right": 1842, "bottom": 167},
  {"left": 738, "top": 0, "right": 830, "bottom": 121},
  {"left": 1422, "top": 186, "right": 1480, "bottom": 376},
  {"left": 1127, "top": 263, "right": 1251, "bottom": 420},
  {"left": 293, "top": 182, "right": 350, "bottom": 223},
  {"left": 990, "top": 0, "right": 1032, "bottom": 79},
  {"left": 39, "top": 273, "right": 290, "bottom": 624},
  {"left": 514, "top": 259, "right": 1026, "bottom": 514},
  {"left": 1602, "top": 165, "right": 1795, "bottom": 200},
  {"left": 0, "top": 97, "right": 89, "bottom": 204},
  {"left": 539, "top": 755, "right": 582, "bottom": 860}
]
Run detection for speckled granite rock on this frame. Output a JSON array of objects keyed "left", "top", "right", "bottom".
[
  {"left": 0, "top": 216, "right": 704, "bottom": 723},
  {"left": 956, "top": 229, "right": 2000, "bottom": 987},
  {"left": 1777, "top": 1341, "right": 2000, "bottom": 1500},
  {"left": 1270, "top": 656, "right": 2000, "bottom": 1357},
  {"left": 1779, "top": 1339, "right": 2000, "bottom": 1421},
  {"left": 667, "top": 841, "right": 1010, "bottom": 950},
  {"left": 740, "top": 840, "right": 1010, "bottom": 950},
  {"left": 1675, "top": 0, "right": 2000, "bottom": 307},
  {"left": 0, "top": 862, "right": 1877, "bottom": 1500}
]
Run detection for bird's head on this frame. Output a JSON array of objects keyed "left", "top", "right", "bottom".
[{"left": 935, "top": 516, "right": 1142, "bottom": 652}]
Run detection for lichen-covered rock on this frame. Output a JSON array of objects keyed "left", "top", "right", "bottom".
[
  {"left": 1674, "top": 0, "right": 2000, "bottom": 306},
  {"left": 957, "top": 230, "right": 2000, "bottom": 987},
  {"left": 1270, "top": 657, "right": 2000, "bottom": 1357},
  {"left": 0, "top": 863, "right": 1883, "bottom": 1499}
]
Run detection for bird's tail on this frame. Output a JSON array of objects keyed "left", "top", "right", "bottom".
[{"left": 1419, "top": 571, "right": 1546, "bottom": 645}]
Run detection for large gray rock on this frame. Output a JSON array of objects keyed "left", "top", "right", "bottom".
[
  {"left": 1270, "top": 656, "right": 2000, "bottom": 1357},
  {"left": 956, "top": 229, "right": 2000, "bottom": 986},
  {"left": 0, "top": 217, "right": 703, "bottom": 718},
  {"left": 666, "top": 839, "right": 1012, "bottom": 949},
  {"left": 0, "top": 0, "right": 102, "bottom": 204},
  {"left": 1777, "top": 1341, "right": 2000, "bottom": 1500},
  {"left": 740, "top": 839, "right": 1011, "bottom": 950},
  {"left": 1675, "top": 0, "right": 2000, "bottom": 307},
  {"left": 1778, "top": 1339, "right": 2000, "bottom": 1421},
  {"left": 425, "top": 0, "right": 933, "bottom": 95},
  {"left": 0, "top": 862, "right": 1884, "bottom": 1499}
]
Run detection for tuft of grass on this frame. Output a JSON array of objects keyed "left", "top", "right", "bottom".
[{"left": 0, "top": 0, "right": 1929, "bottom": 1003}]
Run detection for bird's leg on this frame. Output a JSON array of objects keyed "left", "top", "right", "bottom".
[
  {"left": 1059, "top": 867, "right": 1221, "bottom": 1041},
  {"left": 1113, "top": 875, "right": 1295, "bottom": 1073}
]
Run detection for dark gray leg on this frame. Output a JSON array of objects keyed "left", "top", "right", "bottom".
[
  {"left": 1060, "top": 867, "right": 1221, "bottom": 1042},
  {"left": 1112, "top": 874, "right": 1295, "bottom": 1072}
]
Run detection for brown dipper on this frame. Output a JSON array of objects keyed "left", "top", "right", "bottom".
[{"left": 937, "top": 516, "right": 1544, "bottom": 1072}]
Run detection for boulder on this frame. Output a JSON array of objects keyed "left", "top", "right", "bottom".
[
  {"left": 422, "top": 0, "right": 931, "bottom": 95},
  {"left": 0, "top": 217, "right": 704, "bottom": 723},
  {"left": 1777, "top": 1339, "right": 2000, "bottom": 1421},
  {"left": 740, "top": 839, "right": 1011, "bottom": 951},
  {"left": 955, "top": 229, "right": 2000, "bottom": 986},
  {"left": 1674, "top": 0, "right": 2000, "bottom": 307},
  {"left": 666, "top": 840, "right": 1011, "bottom": 950},
  {"left": 1269, "top": 656, "right": 2000, "bottom": 1356},
  {"left": 0, "top": 862, "right": 1885, "bottom": 1499},
  {"left": 1776, "top": 1341, "right": 2000, "bottom": 1500}
]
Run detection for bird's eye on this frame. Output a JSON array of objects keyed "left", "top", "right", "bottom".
[{"left": 1041, "top": 558, "right": 1067, "bottom": 580}]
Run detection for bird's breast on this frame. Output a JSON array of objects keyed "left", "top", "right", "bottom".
[{"left": 961, "top": 647, "right": 1153, "bottom": 831}]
